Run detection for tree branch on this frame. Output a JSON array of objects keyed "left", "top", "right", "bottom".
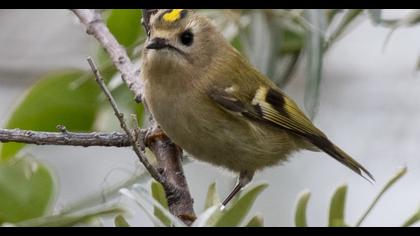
[
  {"left": 70, "top": 9, "right": 143, "bottom": 102},
  {"left": 147, "top": 122, "right": 196, "bottom": 224},
  {"left": 71, "top": 9, "right": 196, "bottom": 224},
  {"left": 0, "top": 128, "right": 131, "bottom": 147},
  {"left": 87, "top": 57, "right": 165, "bottom": 185}
]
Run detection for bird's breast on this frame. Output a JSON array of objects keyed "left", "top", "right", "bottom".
[{"left": 144, "top": 79, "right": 299, "bottom": 173}]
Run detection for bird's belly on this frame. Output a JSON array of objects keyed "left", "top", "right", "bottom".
[{"left": 146, "top": 90, "right": 298, "bottom": 173}]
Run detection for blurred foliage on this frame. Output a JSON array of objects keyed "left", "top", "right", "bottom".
[
  {"left": 0, "top": 157, "right": 54, "bottom": 223},
  {"left": 0, "top": 9, "right": 419, "bottom": 227},
  {"left": 294, "top": 167, "right": 420, "bottom": 227},
  {"left": 115, "top": 167, "right": 418, "bottom": 227},
  {"left": 119, "top": 181, "right": 268, "bottom": 227},
  {"left": 328, "top": 185, "right": 348, "bottom": 227},
  {"left": 12, "top": 206, "right": 125, "bottom": 227},
  {"left": 0, "top": 71, "right": 101, "bottom": 161},
  {"left": 106, "top": 10, "right": 143, "bottom": 48},
  {"left": 151, "top": 181, "right": 171, "bottom": 226},
  {"left": 294, "top": 191, "right": 310, "bottom": 227},
  {"left": 114, "top": 214, "right": 131, "bottom": 227}
]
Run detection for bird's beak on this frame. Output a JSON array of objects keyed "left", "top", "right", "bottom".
[{"left": 146, "top": 37, "right": 169, "bottom": 50}]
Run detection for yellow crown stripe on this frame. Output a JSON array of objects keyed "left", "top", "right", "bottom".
[{"left": 163, "top": 9, "right": 184, "bottom": 22}]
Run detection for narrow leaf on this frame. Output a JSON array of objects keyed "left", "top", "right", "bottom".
[
  {"left": 204, "top": 182, "right": 221, "bottom": 210},
  {"left": 130, "top": 184, "right": 187, "bottom": 227},
  {"left": 295, "top": 191, "right": 311, "bottom": 227},
  {"left": 245, "top": 214, "right": 264, "bottom": 227},
  {"left": 119, "top": 188, "right": 166, "bottom": 227},
  {"left": 151, "top": 180, "right": 171, "bottom": 226},
  {"left": 355, "top": 167, "right": 407, "bottom": 226},
  {"left": 212, "top": 183, "right": 268, "bottom": 227},
  {"left": 401, "top": 206, "right": 420, "bottom": 227},
  {"left": 275, "top": 51, "right": 301, "bottom": 87},
  {"left": 326, "top": 9, "right": 344, "bottom": 24},
  {"left": 328, "top": 185, "right": 348, "bottom": 227},
  {"left": 191, "top": 205, "right": 220, "bottom": 227},
  {"left": 325, "top": 9, "right": 363, "bottom": 49},
  {"left": 114, "top": 214, "right": 130, "bottom": 227},
  {"left": 15, "top": 206, "right": 124, "bottom": 227},
  {"left": 304, "top": 9, "right": 326, "bottom": 119},
  {"left": 279, "top": 28, "right": 305, "bottom": 55},
  {"left": 245, "top": 10, "right": 273, "bottom": 75}
]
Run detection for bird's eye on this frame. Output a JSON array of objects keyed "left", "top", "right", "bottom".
[{"left": 180, "top": 30, "right": 194, "bottom": 46}]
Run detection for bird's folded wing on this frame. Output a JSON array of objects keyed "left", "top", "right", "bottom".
[
  {"left": 208, "top": 85, "right": 375, "bottom": 182},
  {"left": 208, "top": 85, "right": 326, "bottom": 140}
]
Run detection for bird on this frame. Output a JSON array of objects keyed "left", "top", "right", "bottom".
[{"left": 140, "top": 9, "right": 374, "bottom": 206}]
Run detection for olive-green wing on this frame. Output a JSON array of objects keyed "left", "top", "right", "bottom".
[{"left": 208, "top": 85, "right": 374, "bottom": 182}]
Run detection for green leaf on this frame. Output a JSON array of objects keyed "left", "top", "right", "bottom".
[
  {"left": 274, "top": 51, "right": 301, "bottom": 87},
  {"left": 402, "top": 206, "right": 420, "bottom": 227},
  {"left": 14, "top": 206, "right": 124, "bottom": 227},
  {"left": 106, "top": 9, "right": 143, "bottom": 48},
  {"left": 122, "top": 185, "right": 187, "bottom": 227},
  {"left": 212, "top": 183, "right": 268, "bottom": 227},
  {"left": 325, "top": 9, "right": 363, "bottom": 49},
  {"left": 328, "top": 185, "right": 348, "bottom": 227},
  {"left": 120, "top": 188, "right": 166, "bottom": 227},
  {"left": 245, "top": 214, "right": 264, "bottom": 227},
  {"left": 0, "top": 157, "right": 55, "bottom": 223},
  {"left": 304, "top": 9, "right": 326, "bottom": 119},
  {"left": 95, "top": 49, "right": 118, "bottom": 81},
  {"left": 191, "top": 205, "right": 220, "bottom": 227},
  {"left": 0, "top": 70, "right": 101, "bottom": 161},
  {"left": 355, "top": 167, "right": 407, "bottom": 226},
  {"left": 151, "top": 180, "right": 171, "bottom": 226},
  {"left": 295, "top": 191, "right": 311, "bottom": 227},
  {"left": 279, "top": 29, "right": 304, "bottom": 54},
  {"left": 114, "top": 214, "right": 130, "bottom": 227},
  {"left": 230, "top": 35, "right": 243, "bottom": 52},
  {"left": 94, "top": 82, "right": 144, "bottom": 131},
  {"left": 204, "top": 182, "right": 221, "bottom": 210},
  {"left": 326, "top": 9, "right": 344, "bottom": 24}
]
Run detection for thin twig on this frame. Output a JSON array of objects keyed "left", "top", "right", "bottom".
[
  {"left": 0, "top": 128, "right": 131, "bottom": 147},
  {"left": 86, "top": 57, "right": 164, "bottom": 184}
]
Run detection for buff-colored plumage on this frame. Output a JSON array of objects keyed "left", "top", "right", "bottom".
[{"left": 141, "top": 10, "right": 373, "bottom": 205}]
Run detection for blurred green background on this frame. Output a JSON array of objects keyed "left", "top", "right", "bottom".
[{"left": 0, "top": 9, "right": 419, "bottom": 226}]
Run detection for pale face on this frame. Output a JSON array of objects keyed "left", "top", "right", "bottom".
[{"left": 142, "top": 10, "right": 222, "bottom": 74}]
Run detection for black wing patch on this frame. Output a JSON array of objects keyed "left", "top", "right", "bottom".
[{"left": 207, "top": 88, "right": 263, "bottom": 121}]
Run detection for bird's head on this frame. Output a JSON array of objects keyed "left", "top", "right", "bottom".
[{"left": 141, "top": 9, "right": 229, "bottom": 74}]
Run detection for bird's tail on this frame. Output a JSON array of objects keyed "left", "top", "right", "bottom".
[{"left": 315, "top": 139, "right": 375, "bottom": 183}]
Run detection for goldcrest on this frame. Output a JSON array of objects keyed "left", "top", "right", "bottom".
[{"left": 140, "top": 9, "right": 374, "bottom": 206}]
